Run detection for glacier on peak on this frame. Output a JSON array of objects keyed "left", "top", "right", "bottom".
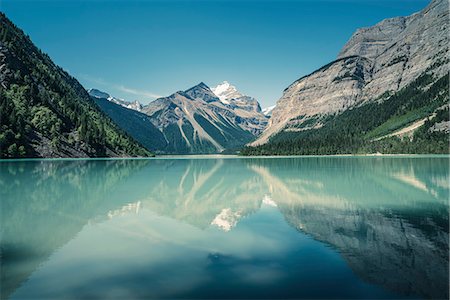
[{"left": 211, "top": 81, "right": 244, "bottom": 105}]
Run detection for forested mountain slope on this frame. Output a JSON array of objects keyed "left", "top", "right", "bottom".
[
  {"left": 93, "top": 97, "right": 167, "bottom": 153},
  {"left": 0, "top": 13, "right": 151, "bottom": 158},
  {"left": 245, "top": 0, "right": 449, "bottom": 155}
]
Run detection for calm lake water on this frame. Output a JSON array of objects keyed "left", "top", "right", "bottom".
[{"left": 1, "top": 156, "right": 448, "bottom": 299}]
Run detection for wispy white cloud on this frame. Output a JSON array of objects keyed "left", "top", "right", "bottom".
[
  {"left": 77, "top": 73, "right": 161, "bottom": 103},
  {"left": 117, "top": 85, "right": 162, "bottom": 99}
]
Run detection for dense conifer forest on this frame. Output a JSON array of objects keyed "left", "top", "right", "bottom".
[
  {"left": 241, "top": 73, "right": 449, "bottom": 155},
  {"left": 0, "top": 13, "right": 151, "bottom": 158}
]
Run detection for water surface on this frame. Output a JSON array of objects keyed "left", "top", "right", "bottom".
[{"left": 1, "top": 156, "right": 448, "bottom": 299}]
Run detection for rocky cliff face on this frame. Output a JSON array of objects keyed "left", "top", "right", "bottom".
[
  {"left": 211, "top": 81, "right": 268, "bottom": 134},
  {"left": 252, "top": 0, "right": 449, "bottom": 146},
  {"left": 142, "top": 82, "right": 267, "bottom": 154},
  {"left": 211, "top": 81, "right": 263, "bottom": 113}
]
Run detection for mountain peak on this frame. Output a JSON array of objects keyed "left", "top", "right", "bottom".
[
  {"left": 211, "top": 81, "right": 243, "bottom": 104},
  {"left": 196, "top": 82, "right": 209, "bottom": 89},
  {"left": 185, "top": 82, "right": 211, "bottom": 92},
  {"left": 88, "top": 88, "right": 110, "bottom": 99},
  {"left": 184, "top": 82, "right": 219, "bottom": 103},
  {"left": 88, "top": 88, "right": 142, "bottom": 111}
]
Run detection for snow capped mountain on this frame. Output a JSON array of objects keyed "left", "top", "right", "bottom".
[
  {"left": 141, "top": 82, "right": 269, "bottom": 153},
  {"left": 211, "top": 81, "right": 263, "bottom": 113},
  {"left": 262, "top": 105, "right": 275, "bottom": 117},
  {"left": 211, "top": 81, "right": 243, "bottom": 105},
  {"left": 88, "top": 88, "right": 143, "bottom": 112},
  {"left": 142, "top": 82, "right": 257, "bottom": 153},
  {"left": 90, "top": 82, "right": 269, "bottom": 154}
]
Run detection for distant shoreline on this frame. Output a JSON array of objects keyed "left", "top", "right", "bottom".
[{"left": 1, "top": 153, "right": 449, "bottom": 162}]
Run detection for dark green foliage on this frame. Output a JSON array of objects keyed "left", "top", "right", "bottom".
[
  {"left": 362, "top": 106, "right": 450, "bottom": 154},
  {"left": 242, "top": 73, "right": 449, "bottom": 156},
  {"left": 162, "top": 124, "right": 192, "bottom": 154},
  {"left": 0, "top": 12, "right": 151, "bottom": 158},
  {"left": 193, "top": 113, "right": 254, "bottom": 150},
  {"left": 161, "top": 121, "right": 218, "bottom": 154},
  {"left": 94, "top": 98, "right": 167, "bottom": 152},
  {"left": 193, "top": 114, "right": 228, "bottom": 146}
]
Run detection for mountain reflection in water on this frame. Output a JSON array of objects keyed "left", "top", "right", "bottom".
[{"left": 1, "top": 157, "right": 448, "bottom": 299}]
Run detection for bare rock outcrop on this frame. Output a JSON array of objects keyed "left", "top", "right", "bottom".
[{"left": 252, "top": 0, "right": 449, "bottom": 146}]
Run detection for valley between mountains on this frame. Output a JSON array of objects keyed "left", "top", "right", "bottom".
[{"left": 1, "top": 0, "right": 449, "bottom": 158}]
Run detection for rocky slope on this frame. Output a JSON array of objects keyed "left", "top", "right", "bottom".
[
  {"left": 211, "top": 81, "right": 262, "bottom": 113},
  {"left": 211, "top": 81, "right": 268, "bottom": 134},
  {"left": 0, "top": 13, "right": 151, "bottom": 158},
  {"left": 142, "top": 82, "right": 267, "bottom": 154},
  {"left": 251, "top": 0, "right": 449, "bottom": 147}
]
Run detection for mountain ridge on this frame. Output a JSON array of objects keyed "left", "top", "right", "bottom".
[
  {"left": 88, "top": 88, "right": 143, "bottom": 111},
  {"left": 141, "top": 82, "right": 265, "bottom": 154},
  {"left": 247, "top": 0, "right": 449, "bottom": 154},
  {"left": 0, "top": 13, "right": 151, "bottom": 158}
]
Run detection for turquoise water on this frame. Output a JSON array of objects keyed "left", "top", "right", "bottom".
[{"left": 1, "top": 156, "right": 448, "bottom": 299}]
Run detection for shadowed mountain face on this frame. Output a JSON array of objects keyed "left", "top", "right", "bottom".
[
  {"left": 1, "top": 157, "right": 448, "bottom": 299},
  {"left": 141, "top": 83, "right": 267, "bottom": 154},
  {"left": 92, "top": 97, "right": 168, "bottom": 152}
]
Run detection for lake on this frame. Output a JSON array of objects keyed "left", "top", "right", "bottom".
[{"left": 1, "top": 156, "right": 448, "bottom": 299}]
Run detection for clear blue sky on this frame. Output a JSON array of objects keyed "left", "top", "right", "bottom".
[{"left": 2, "top": 0, "right": 428, "bottom": 107}]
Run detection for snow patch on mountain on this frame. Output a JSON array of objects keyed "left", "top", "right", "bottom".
[
  {"left": 88, "top": 88, "right": 110, "bottom": 99},
  {"left": 262, "top": 105, "right": 275, "bottom": 117},
  {"left": 88, "top": 88, "right": 143, "bottom": 112},
  {"left": 211, "top": 81, "right": 243, "bottom": 105}
]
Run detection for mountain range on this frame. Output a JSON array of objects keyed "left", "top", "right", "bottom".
[
  {"left": 88, "top": 88, "right": 143, "bottom": 112},
  {"left": 0, "top": 0, "right": 448, "bottom": 158},
  {"left": 244, "top": 0, "right": 449, "bottom": 155},
  {"left": 90, "top": 81, "right": 268, "bottom": 154}
]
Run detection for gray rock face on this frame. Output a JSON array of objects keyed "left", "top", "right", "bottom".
[
  {"left": 184, "top": 82, "right": 220, "bottom": 103},
  {"left": 142, "top": 82, "right": 267, "bottom": 153},
  {"left": 211, "top": 81, "right": 263, "bottom": 113},
  {"left": 253, "top": 0, "right": 449, "bottom": 145},
  {"left": 338, "top": 16, "right": 408, "bottom": 60},
  {"left": 210, "top": 81, "right": 268, "bottom": 135},
  {"left": 429, "top": 120, "right": 450, "bottom": 133}
]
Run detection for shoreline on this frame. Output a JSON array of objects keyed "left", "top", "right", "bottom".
[{"left": 1, "top": 153, "right": 449, "bottom": 162}]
